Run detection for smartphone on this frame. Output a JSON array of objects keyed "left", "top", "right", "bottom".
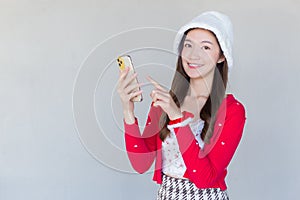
[{"left": 117, "top": 55, "right": 143, "bottom": 102}]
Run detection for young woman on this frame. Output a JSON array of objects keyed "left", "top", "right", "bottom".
[{"left": 117, "top": 11, "right": 246, "bottom": 200}]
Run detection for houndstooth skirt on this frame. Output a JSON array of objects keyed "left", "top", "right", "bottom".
[{"left": 157, "top": 174, "right": 229, "bottom": 200}]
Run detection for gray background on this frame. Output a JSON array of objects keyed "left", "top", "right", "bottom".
[{"left": 1, "top": 0, "right": 299, "bottom": 199}]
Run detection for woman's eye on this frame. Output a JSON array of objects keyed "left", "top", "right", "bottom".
[
  {"left": 202, "top": 46, "right": 211, "bottom": 50},
  {"left": 184, "top": 43, "right": 192, "bottom": 48}
]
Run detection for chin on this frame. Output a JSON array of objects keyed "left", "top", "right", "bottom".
[{"left": 183, "top": 64, "right": 204, "bottom": 78}]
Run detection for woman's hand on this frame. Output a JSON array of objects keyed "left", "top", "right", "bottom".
[
  {"left": 117, "top": 67, "right": 143, "bottom": 124},
  {"left": 147, "top": 76, "right": 182, "bottom": 120}
]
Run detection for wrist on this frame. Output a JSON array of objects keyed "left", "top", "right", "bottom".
[
  {"left": 167, "top": 111, "right": 194, "bottom": 130},
  {"left": 169, "top": 113, "right": 183, "bottom": 121},
  {"left": 168, "top": 108, "right": 183, "bottom": 121},
  {"left": 169, "top": 111, "right": 194, "bottom": 124},
  {"left": 123, "top": 110, "right": 135, "bottom": 124}
]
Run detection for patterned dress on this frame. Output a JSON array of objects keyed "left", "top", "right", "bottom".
[{"left": 157, "top": 119, "right": 229, "bottom": 200}]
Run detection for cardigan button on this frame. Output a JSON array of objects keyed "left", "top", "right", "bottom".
[
  {"left": 193, "top": 169, "right": 197, "bottom": 173},
  {"left": 133, "top": 145, "right": 138, "bottom": 148},
  {"left": 218, "top": 123, "right": 222, "bottom": 127}
]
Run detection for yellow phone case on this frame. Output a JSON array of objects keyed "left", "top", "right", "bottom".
[{"left": 117, "top": 55, "right": 143, "bottom": 102}]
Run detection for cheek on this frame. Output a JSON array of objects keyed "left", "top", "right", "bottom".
[
  {"left": 212, "top": 49, "right": 223, "bottom": 62},
  {"left": 206, "top": 51, "right": 221, "bottom": 64},
  {"left": 181, "top": 48, "right": 191, "bottom": 59},
  {"left": 180, "top": 51, "right": 186, "bottom": 60}
]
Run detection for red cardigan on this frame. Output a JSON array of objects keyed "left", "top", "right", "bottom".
[{"left": 124, "top": 94, "right": 246, "bottom": 190}]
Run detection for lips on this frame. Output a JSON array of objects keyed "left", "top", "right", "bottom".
[{"left": 188, "top": 63, "right": 204, "bottom": 68}]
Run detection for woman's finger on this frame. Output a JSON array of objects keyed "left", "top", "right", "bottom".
[
  {"left": 120, "top": 71, "right": 138, "bottom": 90},
  {"left": 150, "top": 90, "right": 169, "bottom": 103},
  {"left": 150, "top": 90, "right": 169, "bottom": 99},
  {"left": 146, "top": 76, "right": 167, "bottom": 92},
  {"left": 124, "top": 82, "right": 143, "bottom": 95},
  {"left": 129, "top": 89, "right": 143, "bottom": 101},
  {"left": 118, "top": 66, "right": 129, "bottom": 80}
]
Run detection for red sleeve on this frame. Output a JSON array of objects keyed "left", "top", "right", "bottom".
[
  {"left": 173, "top": 102, "right": 246, "bottom": 188},
  {"left": 124, "top": 103, "right": 162, "bottom": 174}
]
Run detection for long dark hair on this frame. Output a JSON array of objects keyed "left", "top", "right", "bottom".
[{"left": 159, "top": 29, "right": 228, "bottom": 144}]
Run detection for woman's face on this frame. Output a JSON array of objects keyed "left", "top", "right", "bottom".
[{"left": 181, "top": 28, "right": 225, "bottom": 79}]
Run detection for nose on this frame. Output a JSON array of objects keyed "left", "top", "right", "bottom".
[{"left": 186, "top": 45, "right": 204, "bottom": 60}]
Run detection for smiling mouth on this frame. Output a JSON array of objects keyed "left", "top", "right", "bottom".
[{"left": 188, "top": 63, "right": 204, "bottom": 68}]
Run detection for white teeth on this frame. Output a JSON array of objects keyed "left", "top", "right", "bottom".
[{"left": 189, "top": 63, "right": 201, "bottom": 67}]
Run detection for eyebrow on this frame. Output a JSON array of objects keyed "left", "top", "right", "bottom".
[{"left": 184, "top": 39, "right": 213, "bottom": 45}]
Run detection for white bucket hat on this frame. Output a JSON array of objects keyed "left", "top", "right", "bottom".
[{"left": 173, "top": 11, "right": 234, "bottom": 70}]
